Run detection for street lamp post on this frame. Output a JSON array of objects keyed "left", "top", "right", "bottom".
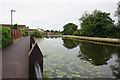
[{"left": 11, "top": 10, "right": 16, "bottom": 26}]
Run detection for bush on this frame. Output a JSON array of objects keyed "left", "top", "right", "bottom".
[
  {"left": 33, "top": 30, "right": 42, "bottom": 38},
  {"left": 1, "top": 26, "right": 13, "bottom": 49},
  {"left": 20, "top": 29, "right": 29, "bottom": 37},
  {"left": 10, "top": 24, "right": 19, "bottom": 30}
]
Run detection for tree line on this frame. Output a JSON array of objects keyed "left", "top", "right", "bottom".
[{"left": 62, "top": 2, "right": 120, "bottom": 39}]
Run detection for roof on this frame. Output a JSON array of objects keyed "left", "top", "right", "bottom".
[{"left": 0, "top": 24, "right": 26, "bottom": 28}]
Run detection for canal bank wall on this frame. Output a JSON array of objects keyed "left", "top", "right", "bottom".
[{"left": 61, "top": 35, "right": 120, "bottom": 44}]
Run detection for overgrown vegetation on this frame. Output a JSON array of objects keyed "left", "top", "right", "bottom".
[
  {"left": 10, "top": 24, "right": 19, "bottom": 30},
  {"left": 1, "top": 26, "right": 13, "bottom": 49},
  {"left": 33, "top": 29, "right": 42, "bottom": 38},
  {"left": 20, "top": 29, "right": 29, "bottom": 37}
]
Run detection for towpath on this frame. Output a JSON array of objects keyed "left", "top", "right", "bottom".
[{"left": 2, "top": 36, "right": 30, "bottom": 78}]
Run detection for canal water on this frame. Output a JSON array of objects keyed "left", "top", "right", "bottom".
[{"left": 36, "top": 37, "right": 120, "bottom": 78}]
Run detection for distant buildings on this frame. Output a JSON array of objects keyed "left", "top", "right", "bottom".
[
  {"left": 44, "top": 32, "right": 54, "bottom": 35},
  {"left": 0, "top": 24, "right": 60, "bottom": 35},
  {"left": 0, "top": 24, "right": 29, "bottom": 30}
]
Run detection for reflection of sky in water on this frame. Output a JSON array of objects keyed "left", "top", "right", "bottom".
[{"left": 35, "top": 37, "right": 120, "bottom": 78}]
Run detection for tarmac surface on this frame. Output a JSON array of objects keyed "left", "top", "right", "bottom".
[{"left": 2, "top": 36, "right": 30, "bottom": 78}]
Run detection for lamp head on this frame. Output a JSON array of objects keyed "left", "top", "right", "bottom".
[{"left": 11, "top": 10, "right": 16, "bottom": 12}]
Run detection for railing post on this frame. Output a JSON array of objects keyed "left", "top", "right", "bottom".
[
  {"left": 29, "top": 35, "right": 43, "bottom": 79},
  {"left": 29, "top": 43, "right": 43, "bottom": 78}
]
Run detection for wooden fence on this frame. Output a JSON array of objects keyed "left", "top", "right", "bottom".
[
  {"left": 10, "top": 29, "right": 23, "bottom": 41},
  {"left": 29, "top": 35, "right": 43, "bottom": 79}
]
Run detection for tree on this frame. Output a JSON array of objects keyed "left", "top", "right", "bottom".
[
  {"left": 114, "top": 1, "right": 120, "bottom": 38},
  {"left": 63, "top": 23, "right": 78, "bottom": 35},
  {"left": 50, "top": 30, "right": 54, "bottom": 32},
  {"left": 79, "top": 10, "right": 115, "bottom": 38},
  {"left": 45, "top": 30, "right": 50, "bottom": 32},
  {"left": 73, "top": 29, "right": 81, "bottom": 36},
  {"left": 20, "top": 29, "right": 29, "bottom": 37},
  {"left": 10, "top": 24, "right": 19, "bottom": 30},
  {"left": 33, "top": 30, "right": 42, "bottom": 38},
  {"left": 115, "top": 1, "right": 120, "bottom": 26}
]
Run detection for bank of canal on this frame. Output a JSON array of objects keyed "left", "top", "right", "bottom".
[
  {"left": 61, "top": 35, "right": 120, "bottom": 44},
  {"left": 36, "top": 37, "right": 120, "bottom": 78}
]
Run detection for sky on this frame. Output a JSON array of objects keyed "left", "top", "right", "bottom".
[{"left": 0, "top": 0, "right": 119, "bottom": 31}]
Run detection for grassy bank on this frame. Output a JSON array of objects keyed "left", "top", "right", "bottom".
[{"left": 61, "top": 35, "right": 120, "bottom": 44}]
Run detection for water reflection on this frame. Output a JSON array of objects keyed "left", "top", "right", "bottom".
[
  {"left": 79, "top": 42, "right": 120, "bottom": 66},
  {"left": 110, "top": 53, "right": 120, "bottom": 79},
  {"left": 62, "top": 38, "right": 120, "bottom": 78},
  {"left": 62, "top": 38, "right": 79, "bottom": 49}
]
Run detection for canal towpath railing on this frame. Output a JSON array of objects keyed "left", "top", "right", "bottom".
[{"left": 29, "top": 35, "right": 43, "bottom": 79}]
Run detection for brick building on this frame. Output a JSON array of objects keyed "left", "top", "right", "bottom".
[{"left": 0, "top": 24, "right": 28, "bottom": 30}]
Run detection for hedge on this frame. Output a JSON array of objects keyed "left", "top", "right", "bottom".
[{"left": 1, "top": 26, "right": 13, "bottom": 49}]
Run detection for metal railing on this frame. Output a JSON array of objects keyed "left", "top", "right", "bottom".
[{"left": 29, "top": 35, "right": 43, "bottom": 80}]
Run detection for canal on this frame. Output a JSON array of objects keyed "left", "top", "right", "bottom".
[{"left": 35, "top": 37, "right": 120, "bottom": 78}]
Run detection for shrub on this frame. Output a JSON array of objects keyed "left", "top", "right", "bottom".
[
  {"left": 10, "top": 24, "right": 19, "bottom": 30},
  {"left": 1, "top": 26, "right": 13, "bottom": 49},
  {"left": 20, "top": 29, "right": 29, "bottom": 37},
  {"left": 33, "top": 29, "right": 42, "bottom": 38}
]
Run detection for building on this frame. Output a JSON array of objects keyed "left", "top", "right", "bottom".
[{"left": 0, "top": 24, "right": 28, "bottom": 30}]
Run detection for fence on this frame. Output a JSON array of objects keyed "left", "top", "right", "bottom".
[
  {"left": 29, "top": 35, "right": 43, "bottom": 79},
  {"left": 10, "top": 29, "right": 23, "bottom": 41}
]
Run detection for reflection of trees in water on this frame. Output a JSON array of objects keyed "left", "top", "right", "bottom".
[
  {"left": 78, "top": 42, "right": 120, "bottom": 78},
  {"left": 110, "top": 51, "right": 120, "bottom": 79},
  {"left": 78, "top": 42, "right": 119, "bottom": 66},
  {"left": 62, "top": 38, "right": 80, "bottom": 49},
  {"left": 62, "top": 38, "right": 120, "bottom": 78}
]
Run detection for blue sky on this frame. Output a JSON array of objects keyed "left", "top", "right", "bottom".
[{"left": 0, "top": 0, "right": 119, "bottom": 31}]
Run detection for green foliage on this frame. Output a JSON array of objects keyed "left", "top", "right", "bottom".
[
  {"left": 45, "top": 30, "right": 50, "bottom": 32},
  {"left": 51, "top": 30, "right": 54, "bottom": 32},
  {"left": 10, "top": 24, "right": 19, "bottom": 30},
  {"left": 1, "top": 26, "right": 13, "bottom": 49},
  {"left": 79, "top": 10, "right": 115, "bottom": 38},
  {"left": 63, "top": 23, "right": 78, "bottom": 35},
  {"left": 62, "top": 38, "right": 79, "bottom": 49},
  {"left": 20, "top": 29, "right": 29, "bottom": 37},
  {"left": 33, "top": 29, "right": 42, "bottom": 38},
  {"left": 43, "top": 73, "right": 50, "bottom": 79},
  {"left": 73, "top": 29, "right": 81, "bottom": 36}
]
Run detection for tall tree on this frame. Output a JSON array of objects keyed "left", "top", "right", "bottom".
[
  {"left": 79, "top": 10, "right": 115, "bottom": 38},
  {"left": 115, "top": 1, "right": 120, "bottom": 26},
  {"left": 63, "top": 23, "right": 78, "bottom": 35},
  {"left": 114, "top": 1, "right": 120, "bottom": 38}
]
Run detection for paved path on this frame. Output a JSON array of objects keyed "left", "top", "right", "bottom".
[{"left": 2, "top": 36, "right": 30, "bottom": 78}]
